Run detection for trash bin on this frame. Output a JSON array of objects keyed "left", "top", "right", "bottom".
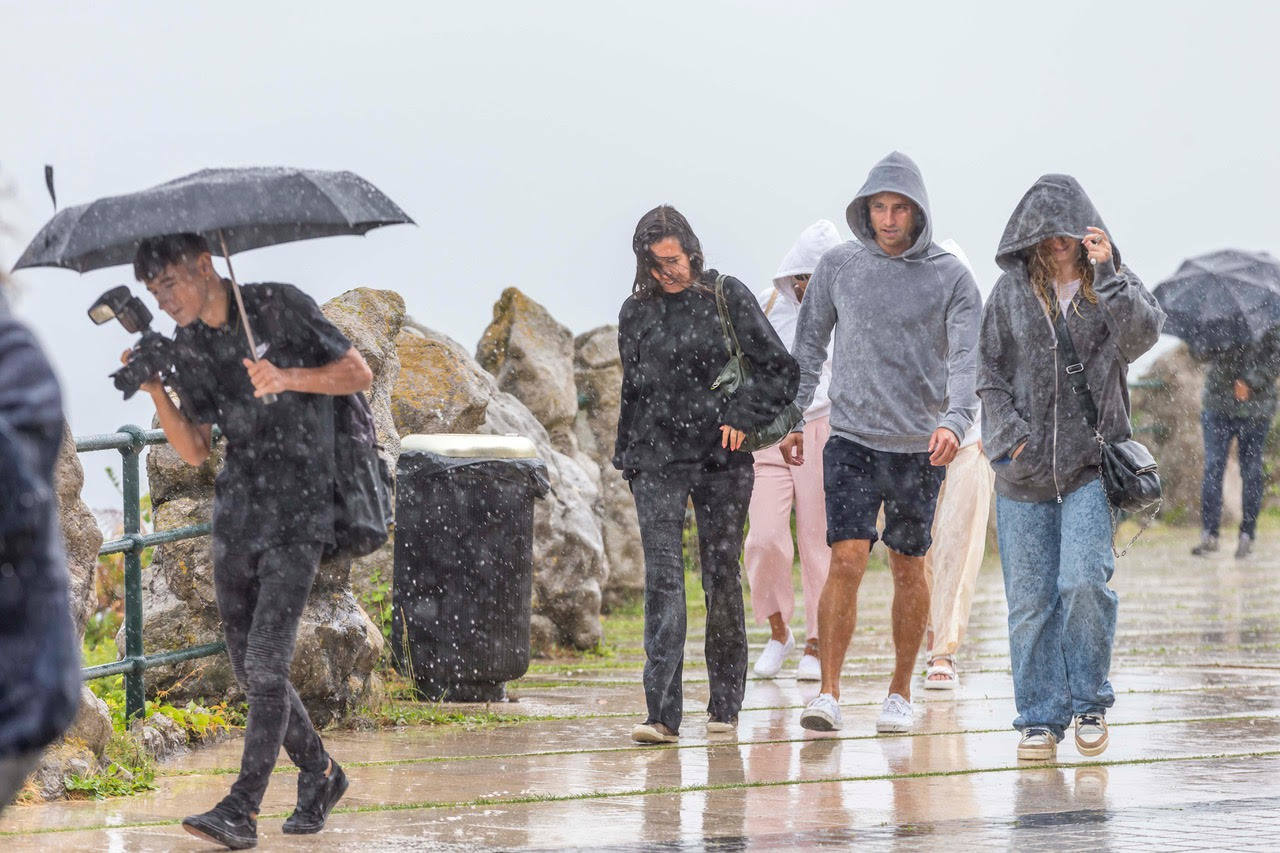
[{"left": 392, "top": 434, "right": 549, "bottom": 702}]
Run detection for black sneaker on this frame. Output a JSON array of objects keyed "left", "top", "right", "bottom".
[
  {"left": 182, "top": 797, "right": 258, "bottom": 849},
  {"left": 1191, "top": 532, "right": 1219, "bottom": 556},
  {"left": 282, "top": 758, "right": 349, "bottom": 834}
]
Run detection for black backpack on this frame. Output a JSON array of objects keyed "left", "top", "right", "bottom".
[{"left": 327, "top": 391, "right": 394, "bottom": 559}]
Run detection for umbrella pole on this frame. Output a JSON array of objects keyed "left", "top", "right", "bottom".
[{"left": 217, "top": 230, "right": 277, "bottom": 405}]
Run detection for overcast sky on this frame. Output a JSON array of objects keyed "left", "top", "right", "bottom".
[{"left": 4, "top": 0, "right": 1278, "bottom": 509}]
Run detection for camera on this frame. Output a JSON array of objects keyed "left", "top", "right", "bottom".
[{"left": 88, "top": 286, "right": 179, "bottom": 400}]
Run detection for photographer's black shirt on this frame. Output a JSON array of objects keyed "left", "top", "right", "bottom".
[{"left": 170, "top": 281, "right": 352, "bottom": 552}]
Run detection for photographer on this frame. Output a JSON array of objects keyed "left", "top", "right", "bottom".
[{"left": 129, "top": 234, "right": 371, "bottom": 849}]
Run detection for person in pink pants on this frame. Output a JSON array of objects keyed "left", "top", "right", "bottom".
[{"left": 745, "top": 220, "right": 843, "bottom": 680}]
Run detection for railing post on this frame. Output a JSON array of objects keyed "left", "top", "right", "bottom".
[{"left": 119, "top": 425, "right": 147, "bottom": 723}]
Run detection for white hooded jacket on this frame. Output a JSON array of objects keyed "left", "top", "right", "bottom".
[{"left": 757, "top": 220, "right": 843, "bottom": 421}]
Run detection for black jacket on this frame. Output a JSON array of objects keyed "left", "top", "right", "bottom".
[
  {"left": 1193, "top": 328, "right": 1280, "bottom": 420},
  {"left": 0, "top": 292, "right": 80, "bottom": 759},
  {"left": 613, "top": 271, "right": 798, "bottom": 478}
]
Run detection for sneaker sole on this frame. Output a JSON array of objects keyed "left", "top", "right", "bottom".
[
  {"left": 182, "top": 822, "right": 257, "bottom": 850},
  {"left": 1017, "top": 745, "right": 1057, "bottom": 761},
  {"left": 923, "top": 680, "right": 957, "bottom": 691},
  {"left": 631, "top": 725, "right": 678, "bottom": 744},
  {"left": 800, "top": 712, "right": 839, "bottom": 732},
  {"left": 875, "top": 721, "right": 912, "bottom": 733},
  {"left": 706, "top": 723, "right": 737, "bottom": 734},
  {"left": 1076, "top": 733, "right": 1109, "bottom": 757}
]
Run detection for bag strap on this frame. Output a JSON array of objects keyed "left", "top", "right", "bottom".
[
  {"left": 1050, "top": 308, "right": 1102, "bottom": 439},
  {"left": 713, "top": 275, "right": 744, "bottom": 360},
  {"left": 1051, "top": 306, "right": 1161, "bottom": 556},
  {"left": 763, "top": 290, "right": 780, "bottom": 317}
]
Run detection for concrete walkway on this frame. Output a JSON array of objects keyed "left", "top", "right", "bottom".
[{"left": 3, "top": 524, "right": 1278, "bottom": 850}]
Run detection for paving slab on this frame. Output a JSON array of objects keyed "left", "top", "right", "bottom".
[{"left": 2, "top": 526, "right": 1277, "bottom": 850}]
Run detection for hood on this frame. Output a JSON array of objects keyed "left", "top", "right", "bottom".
[
  {"left": 847, "top": 151, "right": 933, "bottom": 259},
  {"left": 773, "top": 219, "right": 844, "bottom": 300},
  {"left": 995, "top": 174, "right": 1121, "bottom": 273}
]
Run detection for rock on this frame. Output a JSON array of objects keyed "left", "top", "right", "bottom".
[
  {"left": 126, "top": 289, "right": 405, "bottom": 724},
  {"left": 1132, "top": 345, "right": 1256, "bottom": 525},
  {"left": 54, "top": 424, "right": 104, "bottom": 636},
  {"left": 393, "top": 321, "right": 606, "bottom": 649},
  {"left": 476, "top": 288, "right": 580, "bottom": 456},
  {"left": 529, "top": 614, "right": 557, "bottom": 657},
  {"left": 573, "top": 325, "right": 644, "bottom": 608},
  {"left": 63, "top": 687, "right": 114, "bottom": 758},
  {"left": 392, "top": 325, "right": 491, "bottom": 436},
  {"left": 29, "top": 740, "right": 98, "bottom": 801},
  {"left": 130, "top": 711, "right": 188, "bottom": 762}
]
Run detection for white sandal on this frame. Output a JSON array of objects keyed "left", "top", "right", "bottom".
[{"left": 924, "top": 654, "right": 958, "bottom": 690}]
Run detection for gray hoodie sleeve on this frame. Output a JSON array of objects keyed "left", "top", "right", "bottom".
[
  {"left": 788, "top": 252, "right": 839, "bottom": 430},
  {"left": 937, "top": 269, "right": 982, "bottom": 442},
  {"left": 1092, "top": 258, "right": 1165, "bottom": 363},
  {"left": 976, "top": 280, "right": 1031, "bottom": 463}
]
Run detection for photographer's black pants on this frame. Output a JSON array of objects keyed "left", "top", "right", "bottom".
[{"left": 213, "top": 539, "right": 329, "bottom": 814}]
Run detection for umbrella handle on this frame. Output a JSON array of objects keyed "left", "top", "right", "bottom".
[{"left": 218, "top": 231, "right": 277, "bottom": 406}]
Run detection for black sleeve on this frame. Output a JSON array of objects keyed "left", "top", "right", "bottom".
[
  {"left": 721, "top": 277, "right": 799, "bottom": 430},
  {"left": 612, "top": 299, "right": 642, "bottom": 471},
  {"left": 167, "top": 333, "right": 220, "bottom": 426},
  {"left": 1242, "top": 327, "right": 1280, "bottom": 390},
  {"left": 270, "top": 283, "right": 353, "bottom": 366}
]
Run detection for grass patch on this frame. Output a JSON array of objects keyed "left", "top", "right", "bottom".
[{"left": 64, "top": 732, "right": 157, "bottom": 800}]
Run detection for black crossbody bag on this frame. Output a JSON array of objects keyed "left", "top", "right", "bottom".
[{"left": 1052, "top": 310, "right": 1162, "bottom": 540}]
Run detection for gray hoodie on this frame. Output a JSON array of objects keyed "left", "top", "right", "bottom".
[
  {"left": 791, "top": 151, "right": 981, "bottom": 453},
  {"left": 978, "top": 174, "right": 1165, "bottom": 503}
]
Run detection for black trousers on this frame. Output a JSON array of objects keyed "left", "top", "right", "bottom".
[
  {"left": 630, "top": 464, "right": 753, "bottom": 733},
  {"left": 213, "top": 539, "right": 329, "bottom": 814}
]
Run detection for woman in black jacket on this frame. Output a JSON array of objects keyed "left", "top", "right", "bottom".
[{"left": 615, "top": 206, "right": 798, "bottom": 744}]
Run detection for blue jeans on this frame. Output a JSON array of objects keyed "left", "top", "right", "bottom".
[
  {"left": 1201, "top": 410, "right": 1270, "bottom": 538},
  {"left": 996, "top": 478, "right": 1116, "bottom": 739}
]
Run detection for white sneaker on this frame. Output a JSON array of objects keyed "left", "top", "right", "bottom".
[
  {"left": 752, "top": 630, "right": 795, "bottom": 678},
  {"left": 876, "top": 693, "right": 914, "bottom": 733},
  {"left": 800, "top": 693, "right": 843, "bottom": 731},
  {"left": 796, "top": 653, "right": 822, "bottom": 681}
]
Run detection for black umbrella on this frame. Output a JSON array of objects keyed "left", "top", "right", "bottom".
[
  {"left": 13, "top": 167, "right": 414, "bottom": 400},
  {"left": 1153, "top": 249, "right": 1280, "bottom": 352}
]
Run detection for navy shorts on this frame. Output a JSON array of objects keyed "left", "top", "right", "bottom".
[{"left": 822, "top": 435, "right": 946, "bottom": 557}]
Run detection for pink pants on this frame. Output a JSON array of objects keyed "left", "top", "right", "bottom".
[{"left": 744, "top": 416, "right": 831, "bottom": 641}]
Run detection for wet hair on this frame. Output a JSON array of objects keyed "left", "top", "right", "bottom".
[
  {"left": 1027, "top": 238, "right": 1097, "bottom": 318},
  {"left": 630, "top": 205, "right": 707, "bottom": 299},
  {"left": 133, "top": 233, "right": 211, "bottom": 282}
]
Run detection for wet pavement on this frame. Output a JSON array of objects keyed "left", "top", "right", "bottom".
[{"left": 3, "top": 524, "right": 1278, "bottom": 850}]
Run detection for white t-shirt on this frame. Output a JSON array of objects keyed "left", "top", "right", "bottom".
[{"left": 1057, "top": 278, "right": 1081, "bottom": 314}]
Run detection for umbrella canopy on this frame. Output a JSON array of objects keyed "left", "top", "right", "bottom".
[
  {"left": 1153, "top": 249, "right": 1280, "bottom": 351},
  {"left": 13, "top": 166, "right": 413, "bottom": 273}
]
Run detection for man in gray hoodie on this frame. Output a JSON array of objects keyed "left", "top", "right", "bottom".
[{"left": 785, "top": 151, "right": 981, "bottom": 733}]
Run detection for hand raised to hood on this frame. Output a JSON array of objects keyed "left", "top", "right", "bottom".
[{"left": 1083, "top": 227, "right": 1112, "bottom": 267}]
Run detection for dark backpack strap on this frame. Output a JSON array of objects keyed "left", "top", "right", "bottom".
[{"left": 1051, "top": 309, "right": 1100, "bottom": 434}]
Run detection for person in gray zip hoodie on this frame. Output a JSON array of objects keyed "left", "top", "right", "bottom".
[
  {"left": 978, "top": 174, "right": 1163, "bottom": 762},
  {"left": 786, "top": 151, "right": 981, "bottom": 735}
]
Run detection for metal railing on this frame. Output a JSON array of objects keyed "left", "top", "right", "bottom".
[{"left": 76, "top": 425, "right": 223, "bottom": 722}]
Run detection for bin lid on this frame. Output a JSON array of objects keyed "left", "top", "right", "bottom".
[{"left": 400, "top": 433, "right": 539, "bottom": 458}]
